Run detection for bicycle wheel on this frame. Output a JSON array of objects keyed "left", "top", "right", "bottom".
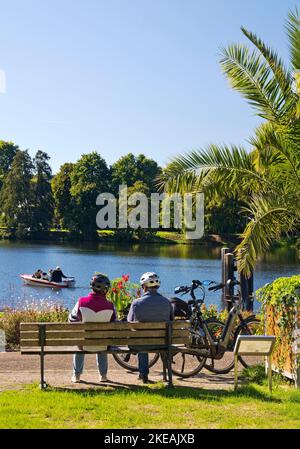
[
  {"left": 235, "top": 318, "right": 262, "bottom": 368},
  {"left": 171, "top": 351, "right": 206, "bottom": 378},
  {"left": 204, "top": 319, "right": 236, "bottom": 374},
  {"left": 112, "top": 352, "right": 160, "bottom": 371}
]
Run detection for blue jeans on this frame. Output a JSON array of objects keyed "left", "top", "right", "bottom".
[
  {"left": 138, "top": 352, "right": 149, "bottom": 377},
  {"left": 73, "top": 353, "right": 108, "bottom": 376}
]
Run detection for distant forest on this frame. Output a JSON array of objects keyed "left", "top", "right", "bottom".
[{"left": 0, "top": 140, "right": 246, "bottom": 240}]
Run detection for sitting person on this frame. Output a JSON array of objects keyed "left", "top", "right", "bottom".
[
  {"left": 33, "top": 269, "right": 43, "bottom": 279},
  {"left": 127, "top": 272, "right": 173, "bottom": 384},
  {"left": 50, "top": 266, "right": 67, "bottom": 283},
  {"left": 68, "top": 273, "right": 117, "bottom": 383}
]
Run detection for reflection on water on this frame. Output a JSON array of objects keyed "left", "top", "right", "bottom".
[{"left": 0, "top": 240, "right": 298, "bottom": 311}]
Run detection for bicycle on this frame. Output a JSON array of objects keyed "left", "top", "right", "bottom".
[
  {"left": 112, "top": 280, "right": 211, "bottom": 373},
  {"left": 113, "top": 278, "right": 261, "bottom": 376},
  {"left": 171, "top": 278, "right": 261, "bottom": 377},
  {"left": 113, "top": 351, "right": 160, "bottom": 372}
]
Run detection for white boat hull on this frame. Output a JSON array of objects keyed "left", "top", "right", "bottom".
[{"left": 20, "top": 274, "right": 76, "bottom": 289}]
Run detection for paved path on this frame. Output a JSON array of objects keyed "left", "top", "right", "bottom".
[{"left": 0, "top": 351, "right": 237, "bottom": 391}]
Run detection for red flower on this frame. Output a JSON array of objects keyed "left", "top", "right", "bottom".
[
  {"left": 122, "top": 274, "right": 130, "bottom": 282},
  {"left": 111, "top": 287, "right": 117, "bottom": 293}
]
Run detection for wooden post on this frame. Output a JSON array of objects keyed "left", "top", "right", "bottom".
[
  {"left": 221, "top": 248, "right": 230, "bottom": 310},
  {"left": 238, "top": 271, "right": 254, "bottom": 311},
  {"left": 224, "top": 253, "right": 234, "bottom": 311},
  {"left": 236, "top": 249, "right": 254, "bottom": 311}
]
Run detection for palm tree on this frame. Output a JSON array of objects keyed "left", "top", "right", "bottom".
[{"left": 159, "top": 8, "right": 300, "bottom": 276}]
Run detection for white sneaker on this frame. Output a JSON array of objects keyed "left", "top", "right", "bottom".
[
  {"left": 71, "top": 374, "right": 81, "bottom": 383},
  {"left": 100, "top": 375, "right": 108, "bottom": 382}
]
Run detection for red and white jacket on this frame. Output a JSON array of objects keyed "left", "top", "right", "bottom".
[{"left": 69, "top": 291, "right": 117, "bottom": 351}]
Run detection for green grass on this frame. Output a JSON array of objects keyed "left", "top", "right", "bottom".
[{"left": 0, "top": 381, "right": 300, "bottom": 429}]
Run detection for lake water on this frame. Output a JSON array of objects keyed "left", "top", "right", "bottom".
[{"left": 0, "top": 240, "right": 298, "bottom": 311}]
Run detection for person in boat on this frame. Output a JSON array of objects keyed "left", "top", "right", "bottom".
[
  {"left": 50, "top": 266, "right": 68, "bottom": 283},
  {"left": 68, "top": 273, "right": 117, "bottom": 383},
  {"left": 41, "top": 271, "right": 49, "bottom": 281},
  {"left": 127, "top": 272, "right": 173, "bottom": 384},
  {"left": 33, "top": 269, "right": 43, "bottom": 279}
]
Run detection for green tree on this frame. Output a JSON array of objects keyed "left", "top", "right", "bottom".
[
  {"left": 0, "top": 141, "right": 19, "bottom": 190},
  {"left": 159, "top": 8, "right": 300, "bottom": 276},
  {"left": 115, "top": 180, "right": 154, "bottom": 241},
  {"left": 70, "top": 152, "right": 110, "bottom": 238},
  {"left": 111, "top": 153, "right": 161, "bottom": 194},
  {"left": 0, "top": 150, "right": 34, "bottom": 235},
  {"left": 51, "top": 163, "right": 76, "bottom": 230},
  {"left": 31, "top": 151, "right": 54, "bottom": 231},
  {"left": 205, "top": 195, "right": 247, "bottom": 235}
]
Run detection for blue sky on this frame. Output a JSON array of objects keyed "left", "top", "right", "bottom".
[{"left": 0, "top": 0, "right": 298, "bottom": 172}]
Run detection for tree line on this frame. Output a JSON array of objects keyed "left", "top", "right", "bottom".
[{"left": 0, "top": 140, "right": 245, "bottom": 240}]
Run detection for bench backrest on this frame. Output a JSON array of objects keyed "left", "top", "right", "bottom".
[{"left": 20, "top": 321, "right": 190, "bottom": 349}]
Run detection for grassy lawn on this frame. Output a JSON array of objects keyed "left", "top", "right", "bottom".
[{"left": 0, "top": 380, "right": 300, "bottom": 429}]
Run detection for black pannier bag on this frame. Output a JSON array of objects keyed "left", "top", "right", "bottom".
[{"left": 169, "top": 297, "right": 191, "bottom": 319}]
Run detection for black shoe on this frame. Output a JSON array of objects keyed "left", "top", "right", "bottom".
[{"left": 138, "top": 374, "right": 149, "bottom": 384}]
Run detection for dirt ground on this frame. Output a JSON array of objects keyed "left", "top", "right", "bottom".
[{"left": 0, "top": 351, "right": 238, "bottom": 391}]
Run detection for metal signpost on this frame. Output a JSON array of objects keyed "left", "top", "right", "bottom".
[{"left": 234, "top": 335, "right": 276, "bottom": 393}]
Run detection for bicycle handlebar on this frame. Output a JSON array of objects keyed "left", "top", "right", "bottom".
[
  {"left": 208, "top": 278, "right": 240, "bottom": 292},
  {"left": 174, "top": 280, "right": 203, "bottom": 295},
  {"left": 208, "top": 282, "right": 224, "bottom": 292}
]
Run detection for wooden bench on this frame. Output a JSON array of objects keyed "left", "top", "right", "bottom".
[{"left": 20, "top": 321, "right": 190, "bottom": 389}]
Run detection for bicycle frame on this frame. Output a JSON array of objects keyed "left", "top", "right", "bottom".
[{"left": 190, "top": 293, "right": 252, "bottom": 355}]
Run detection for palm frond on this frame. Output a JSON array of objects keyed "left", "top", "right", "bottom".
[
  {"left": 158, "top": 144, "right": 277, "bottom": 197},
  {"left": 241, "top": 26, "right": 293, "bottom": 102},
  {"left": 286, "top": 7, "right": 300, "bottom": 70},
  {"left": 249, "top": 123, "right": 300, "bottom": 183},
  {"left": 220, "top": 44, "right": 285, "bottom": 121},
  {"left": 155, "top": 159, "right": 199, "bottom": 194},
  {"left": 236, "top": 196, "right": 298, "bottom": 276}
]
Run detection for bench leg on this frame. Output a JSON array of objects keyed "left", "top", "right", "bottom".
[
  {"left": 40, "top": 353, "right": 47, "bottom": 390},
  {"left": 167, "top": 350, "right": 173, "bottom": 388},
  {"left": 161, "top": 353, "right": 167, "bottom": 382}
]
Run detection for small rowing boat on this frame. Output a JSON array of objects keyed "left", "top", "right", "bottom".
[{"left": 20, "top": 274, "right": 76, "bottom": 288}]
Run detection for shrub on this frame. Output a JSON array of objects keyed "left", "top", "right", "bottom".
[
  {"left": 256, "top": 275, "right": 300, "bottom": 374},
  {"left": 0, "top": 301, "right": 69, "bottom": 350}
]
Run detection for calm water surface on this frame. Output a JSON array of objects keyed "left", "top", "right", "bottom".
[{"left": 0, "top": 241, "right": 298, "bottom": 311}]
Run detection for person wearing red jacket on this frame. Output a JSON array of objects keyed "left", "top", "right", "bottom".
[{"left": 69, "top": 273, "right": 117, "bottom": 383}]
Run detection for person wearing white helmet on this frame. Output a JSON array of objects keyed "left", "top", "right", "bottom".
[
  {"left": 127, "top": 271, "right": 173, "bottom": 383},
  {"left": 50, "top": 266, "right": 68, "bottom": 283}
]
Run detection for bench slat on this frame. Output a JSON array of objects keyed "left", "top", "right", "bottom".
[
  {"left": 20, "top": 322, "right": 166, "bottom": 331},
  {"left": 21, "top": 337, "right": 168, "bottom": 347},
  {"left": 20, "top": 347, "right": 169, "bottom": 355},
  {"left": 20, "top": 341, "right": 189, "bottom": 355},
  {"left": 21, "top": 335, "right": 189, "bottom": 347},
  {"left": 20, "top": 321, "right": 190, "bottom": 331},
  {"left": 20, "top": 329, "right": 189, "bottom": 340}
]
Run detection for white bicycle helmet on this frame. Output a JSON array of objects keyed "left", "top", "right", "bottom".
[{"left": 140, "top": 272, "right": 161, "bottom": 288}]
